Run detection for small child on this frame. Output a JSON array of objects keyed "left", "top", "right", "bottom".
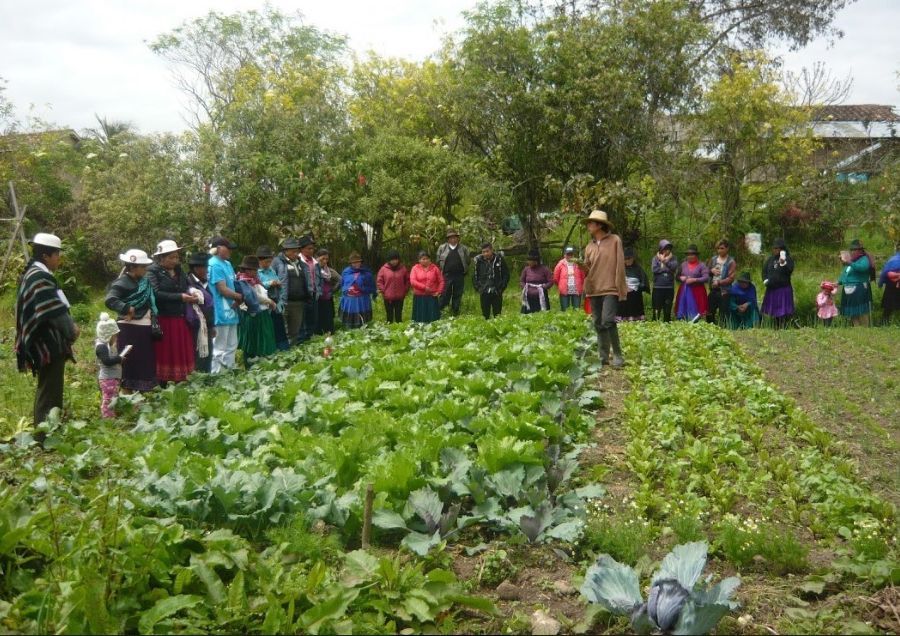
[
  {"left": 95, "top": 312, "right": 130, "bottom": 418},
  {"left": 816, "top": 280, "right": 839, "bottom": 327}
]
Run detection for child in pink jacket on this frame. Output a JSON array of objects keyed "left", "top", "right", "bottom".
[{"left": 816, "top": 280, "right": 838, "bottom": 327}]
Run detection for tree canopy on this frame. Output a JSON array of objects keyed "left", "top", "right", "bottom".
[{"left": 1, "top": 0, "right": 880, "bottom": 284}]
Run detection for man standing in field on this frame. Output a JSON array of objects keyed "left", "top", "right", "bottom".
[
  {"left": 583, "top": 210, "right": 627, "bottom": 367},
  {"left": 207, "top": 237, "right": 243, "bottom": 372},
  {"left": 472, "top": 242, "right": 510, "bottom": 319},
  {"left": 272, "top": 238, "right": 303, "bottom": 346},
  {"left": 15, "top": 233, "right": 79, "bottom": 423},
  {"left": 437, "top": 228, "right": 471, "bottom": 317}
]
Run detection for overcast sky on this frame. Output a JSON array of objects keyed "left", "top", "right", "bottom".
[{"left": 1, "top": 0, "right": 897, "bottom": 134}]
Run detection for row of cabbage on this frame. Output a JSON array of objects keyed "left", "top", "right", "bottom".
[{"left": 0, "top": 311, "right": 605, "bottom": 633}]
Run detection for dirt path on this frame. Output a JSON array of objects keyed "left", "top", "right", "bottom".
[
  {"left": 580, "top": 366, "right": 637, "bottom": 505},
  {"left": 734, "top": 327, "right": 900, "bottom": 509}
]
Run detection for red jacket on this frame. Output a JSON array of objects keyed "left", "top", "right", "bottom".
[
  {"left": 376, "top": 263, "right": 410, "bottom": 301},
  {"left": 410, "top": 264, "right": 445, "bottom": 296},
  {"left": 553, "top": 259, "right": 585, "bottom": 296}
]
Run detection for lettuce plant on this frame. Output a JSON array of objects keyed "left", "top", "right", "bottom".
[{"left": 580, "top": 541, "right": 739, "bottom": 635}]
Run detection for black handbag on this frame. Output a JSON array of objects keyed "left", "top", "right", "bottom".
[{"left": 150, "top": 313, "right": 164, "bottom": 341}]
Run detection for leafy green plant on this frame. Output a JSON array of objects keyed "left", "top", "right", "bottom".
[{"left": 581, "top": 542, "right": 740, "bottom": 635}]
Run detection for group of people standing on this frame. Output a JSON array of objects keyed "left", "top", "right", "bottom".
[{"left": 14, "top": 222, "right": 900, "bottom": 425}]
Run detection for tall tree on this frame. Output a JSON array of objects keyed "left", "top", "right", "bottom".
[
  {"left": 441, "top": 0, "right": 702, "bottom": 246},
  {"left": 151, "top": 8, "right": 349, "bottom": 248},
  {"left": 689, "top": 51, "right": 818, "bottom": 236}
]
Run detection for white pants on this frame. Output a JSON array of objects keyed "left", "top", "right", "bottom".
[{"left": 211, "top": 324, "right": 238, "bottom": 373}]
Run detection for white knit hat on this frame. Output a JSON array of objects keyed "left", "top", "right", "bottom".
[{"left": 96, "top": 312, "right": 120, "bottom": 342}]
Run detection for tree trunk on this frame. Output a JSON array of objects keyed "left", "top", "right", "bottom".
[{"left": 719, "top": 147, "right": 742, "bottom": 236}]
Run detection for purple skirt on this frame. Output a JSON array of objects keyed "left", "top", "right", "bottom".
[{"left": 762, "top": 285, "right": 795, "bottom": 318}]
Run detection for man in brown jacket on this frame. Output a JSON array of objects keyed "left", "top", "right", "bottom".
[{"left": 583, "top": 210, "right": 628, "bottom": 367}]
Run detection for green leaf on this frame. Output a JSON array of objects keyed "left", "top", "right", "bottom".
[
  {"left": 574, "top": 484, "right": 605, "bottom": 500},
  {"left": 486, "top": 466, "right": 525, "bottom": 499},
  {"left": 138, "top": 595, "right": 204, "bottom": 634},
  {"left": 301, "top": 588, "right": 360, "bottom": 636},
  {"left": 372, "top": 508, "right": 408, "bottom": 530},
  {"left": 581, "top": 555, "right": 643, "bottom": 615},
  {"left": 191, "top": 556, "right": 226, "bottom": 605},
  {"left": 449, "top": 594, "right": 498, "bottom": 615},
  {"left": 673, "top": 599, "right": 731, "bottom": 636},
  {"left": 652, "top": 541, "right": 708, "bottom": 591},
  {"left": 520, "top": 502, "right": 553, "bottom": 543},
  {"left": 343, "top": 550, "right": 380, "bottom": 586},
  {"left": 546, "top": 519, "right": 584, "bottom": 542},
  {"left": 403, "top": 596, "right": 435, "bottom": 623},
  {"left": 408, "top": 488, "right": 444, "bottom": 533},
  {"left": 402, "top": 530, "right": 443, "bottom": 556},
  {"left": 695, "top": 576, "right": 741, "bottom": 608}
]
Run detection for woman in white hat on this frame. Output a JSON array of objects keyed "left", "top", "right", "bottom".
[
  {"left": 104, "top": 248, "right": 158, "bottom": 392},
  {"left": 147, "top": 240, "right": 197, "bottom": 384},
  {"left": 15, "top": 233, "right": 79, "bottom": 425}
]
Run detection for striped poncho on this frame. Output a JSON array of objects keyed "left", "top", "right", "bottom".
[{"left": 15, "top": 261, "right": 75, "bottom": 373}]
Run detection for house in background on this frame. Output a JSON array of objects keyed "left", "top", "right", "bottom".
[{"left": 808, "top": 104, "right": 899, "bottom": 183}]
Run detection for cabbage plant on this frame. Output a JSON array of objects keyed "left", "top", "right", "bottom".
[{"left": 580, "top": 541, "right": 739, "bottom": 635}]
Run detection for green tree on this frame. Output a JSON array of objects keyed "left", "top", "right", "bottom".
[
  {"left": 441, "top": 0, "right": 703, "bottom": 247},
  {"left": 78, "top": 133, "right": 208, "bottom": 276},
  {"left": 689, "top": 51, "right": 818, "bottom": 236},
  {"left": 151, "top": 7, "right": 349, "bottom": 248}
]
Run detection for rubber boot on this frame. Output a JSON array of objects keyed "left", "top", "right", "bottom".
[
  {"left": 610, "top": 327, "right": 625, "bottom": 368},
  {"left": 597, "top": 330, "right": 611, "bottom": 365}
]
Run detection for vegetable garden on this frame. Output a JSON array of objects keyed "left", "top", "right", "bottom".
[{"left": 1, "top": 313, "right": 897, "bottom": 634}]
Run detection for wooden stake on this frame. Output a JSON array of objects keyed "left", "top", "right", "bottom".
[
  {"left": 361, "top": 483, "right": 374, "bottom": 549},
  {"left": 0, "top": 182, "right": 30, "bottom": 284}
]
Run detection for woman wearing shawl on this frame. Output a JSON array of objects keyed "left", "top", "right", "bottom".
[
  {"left": 185, "top": 252, "right": 215, "bottom": 372},
  {"left": 879, "top": 245, "right": 900, "bottom": 323},
  {"left": 617, "top": 246, "right": 650, "bottom": 321},
  {"left": 727, "top": 272, "right": 760, "bottom": 330},
  {"left": 105, "top": 249, "right": 158, "bottom": 392},
  {"left": 15, "top": 233, "right": 79, "bottom": 424},
  {"left": 257, "top": 246, "right": 290, "bottom": 350},
  {"left": 761, "top": 238, "right": 795, "bottom": 328},
  {"left": 520, "top": 250, "right": 554, "bottom": 314},
  {"left": 235, "top": 255, "right": 277, "bottom": 367},
  {"left": 147, "top": 240, "right": 196, "bottom": 384},
  {"left": 838, "top": 239, "right": 873, "bottom": 327},
  {"left": 673, "top": 244, "right": 709, "bottom": 321},
  {"left": 339, "top": 252, "right": 376, "bottom": 329}
]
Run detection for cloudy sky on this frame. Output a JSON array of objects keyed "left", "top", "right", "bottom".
[{"left": 1, "top": 0, "right": 897, "bottom": 134}]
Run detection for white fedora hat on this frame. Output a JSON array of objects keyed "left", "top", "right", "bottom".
[
  {"left": 29, "top": 232, "right": 62, "bottom": 250},
  {"left": 583, "top": 209, "right": 614, "bottom": 230},
  {"left": 152, "top": 239, "right": 184, "bottom": 256},
  {"left": 118, "top": 249, "right": 153, "bottom": 265}
]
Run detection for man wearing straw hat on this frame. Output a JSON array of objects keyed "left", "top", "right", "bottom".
[
  {"left": 582, "top": 210, "right": 627, "bottom": 368},
  {"left": 437, "top": 228, "right": 472, "bottom": 317},
  {"left": 15, "top": 233, "right": 79, "bottom": 424}
]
